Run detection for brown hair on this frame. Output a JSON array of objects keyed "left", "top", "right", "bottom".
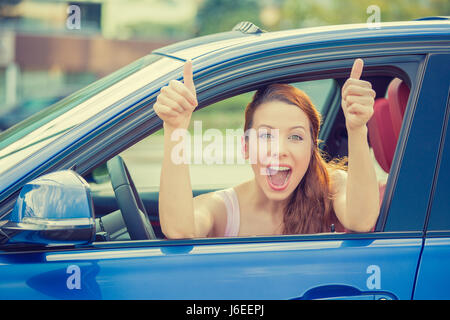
[{"left": 244, "top": 84, "right": 347, "bottom": 234}]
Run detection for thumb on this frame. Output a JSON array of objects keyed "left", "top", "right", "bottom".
[
  {"left": 183, "top": 60, "right": 196, "bottom": 97},
  {"left": 350, "top": 58, "right": 364, "bottom": 80}
]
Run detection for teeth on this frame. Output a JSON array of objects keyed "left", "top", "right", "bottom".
[{"left": 268, "top": 166, "right": 290, "bottom": 171}]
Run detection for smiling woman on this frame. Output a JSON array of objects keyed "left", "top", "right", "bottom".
[{"left": 241, "top": 84, "right": 348, "bottom": 235}]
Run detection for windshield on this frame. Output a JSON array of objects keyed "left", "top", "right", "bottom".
[
  {"left": 0, "top": 54, "right": 183, "bottom": 179},
  {"left": 0, "top": 54, "right": 162, "bottom": 149}
]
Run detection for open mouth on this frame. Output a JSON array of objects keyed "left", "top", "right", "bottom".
[{"left": 266, "top": 165, "right": 292, "bottom": 191}]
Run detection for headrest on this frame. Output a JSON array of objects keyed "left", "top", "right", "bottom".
[
  {"left": 367, "top": 78, "right": 409, "bottom": 173},
  {"left": 387, "top": 78, "right": 410, "bottom": 139},
  {"left": 367, "top": 98, "right": 396, "bottom": 173}
]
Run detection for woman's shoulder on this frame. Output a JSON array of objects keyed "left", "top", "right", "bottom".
[
  {"left": 327, "top": 167, "right": 347, "bottom": 180},
  {"left": 327, "top": 167, "right": 348, "bottom": 195},
  {"left": 193, "top": 181, "right": 250, "bottom": 217},
  {"left": 193, "top": 189, "right": 228, "bottom": 213},
  {"left": 327, "top": 167, "right": 347, "bottom": 181},
  {"left": 194, "top": 185, "right": 244, "bottom": 213},
  {"left": 192, "top": 189, "right": 229, "bottom": 237}
]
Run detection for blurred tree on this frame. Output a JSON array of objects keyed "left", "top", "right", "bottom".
[
  {"left": 278, "top": 0, "right": 329, "bottom": 29},
  {"left": 195, "top": 0, "right": 449, "bottom": 35},
  {"left": 195, "top": 0, "right": 262, "bottom": 36},
  {"left": 123, "top": 21, "right": 192, "bottom": 40},
  {"left": 328, "top": 0, "right": 447, "bottom": 24},
  {"left": 430, "top": 0, "right": 450, "bottom": 14}
]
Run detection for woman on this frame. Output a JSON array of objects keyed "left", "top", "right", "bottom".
[{"left": 154, "top": 59, "right": 380, "bottom": 238}]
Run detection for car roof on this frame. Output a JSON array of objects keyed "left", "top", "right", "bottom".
[{"left": 154, "top": 20, "right": 450, "bottom": 61}]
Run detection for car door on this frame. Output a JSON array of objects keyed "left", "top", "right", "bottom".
[
  {"left": 413, "top": 54, "right": 450, "bottom": 299},
  {"left": 1, "top": 52, "right": 442, "bottom": 300}
]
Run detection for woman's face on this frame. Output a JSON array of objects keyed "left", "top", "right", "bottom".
[{"left": 245, "top": 100, "right": 314, "bottom": 202}]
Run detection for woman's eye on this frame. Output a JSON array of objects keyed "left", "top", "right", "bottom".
[
  {"left": 289, "top": 134, "right": 303, "bottom": 141},
  {"left": 259, "top": 133, "right": 273, "bottom": 139}
]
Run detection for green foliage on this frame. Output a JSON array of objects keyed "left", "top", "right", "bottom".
[
  {"left": 123, "top": 22, "right": 193, "bottom": 39},
  {"left": 196, "top": 0, "right": 450, "bottom": 35},
  {"left": 195, "top": 0, "right": 263, "bottom": 36},
  {"left": 327, "top": 0, "right": 449, "bottom": 24}
]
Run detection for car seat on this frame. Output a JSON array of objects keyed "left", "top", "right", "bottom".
[
  {"left": 367, "top": 98, "right": 395, "bottom": 173},
  {"left": 367, "top": 77, "right": 410, "bottom": 206},
  {"left": 388, "top": 78, "right": 410, "bottom": 140}
]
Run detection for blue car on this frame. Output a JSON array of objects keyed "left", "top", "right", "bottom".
[{"left": 0, "top": 19, "right": 449, "bottom": 300}]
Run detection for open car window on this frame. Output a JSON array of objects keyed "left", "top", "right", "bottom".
[
  {"left": 85, "top": 73, "right": 410, "bottom": 241},
  {"left": 89, "top": 78, "right": 339, "bottom": 190}
]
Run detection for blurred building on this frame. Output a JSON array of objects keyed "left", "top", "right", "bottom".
[{"left": 0, "top": 0, "right": 198, "bottom": 123}]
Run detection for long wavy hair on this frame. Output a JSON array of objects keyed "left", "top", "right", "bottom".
[{"left": 244, "top": 84, "right": 347, "bottom": 234}]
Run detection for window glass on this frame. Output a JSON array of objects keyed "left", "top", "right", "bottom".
[
  {"left": 116, "top": 79, "right": 338, "bottom": 191},
  {"left": 0, "top": 55, "right": 183, "bottom": 177},
  {"left": 0, "top": 54, "right": 162, "bottom": 149},
  {"left": 292, "top": 78, "right": 336, "bottom": 115},
  {"left": 88, "top": 76, "right": 398, "bottom": 240}
]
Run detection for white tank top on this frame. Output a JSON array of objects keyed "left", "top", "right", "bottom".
[{"left": 215, "top": 188, "right": 240, "bottom": 237}]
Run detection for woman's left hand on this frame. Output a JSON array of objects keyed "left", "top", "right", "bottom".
[{"left": 341, "top": 59, "right": 376, "bottom": 132}]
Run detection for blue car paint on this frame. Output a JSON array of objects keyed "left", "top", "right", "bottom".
[
  {"left": 0, "top": 20, "right": 449, "bottom": 299},
  {"left": 11, "top": 170, "right": 93, "bottom": 222},
  {"left": 3, "top": 170, "right": 96, "bottom": 247},
  {"left": 414, "top": 238, "right": 450, "bottom": 299}
]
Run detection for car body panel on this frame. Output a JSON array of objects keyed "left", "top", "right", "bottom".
[
  {"left": 0, "top": 237, "right": 421, "bottom": 299},
  {"left": 414, "top": 237, "right": 450, "bottom": 299},
  {"left": 414, "top": 84, "right": 450, "bottom": 299}
]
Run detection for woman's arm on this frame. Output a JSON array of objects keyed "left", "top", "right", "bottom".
[
  {"left": 333, "top": 59, "right": 380, "bottom": 232},
  {"left": 154, "top": 61, "right": 214, "bottom": 239}
]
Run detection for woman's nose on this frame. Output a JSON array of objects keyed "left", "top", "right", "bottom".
[{"left": 268, "top": 137, "right": 289, "bottom": 160}]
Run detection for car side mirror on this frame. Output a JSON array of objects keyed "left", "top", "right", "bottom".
[{"left": 0, "top": 170, "right": 95, "bottom": 247}]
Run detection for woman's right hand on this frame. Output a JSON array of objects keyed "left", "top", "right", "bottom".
[{"left": 153, "top": 60, "right": 198, "bottom": 130}]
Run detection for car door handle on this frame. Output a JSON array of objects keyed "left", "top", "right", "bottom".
[{"left": 291, "top": 284, "right": 397, "bottom": 300}]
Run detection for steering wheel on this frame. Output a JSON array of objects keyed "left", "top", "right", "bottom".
[{"left": 106, "top": 156, "right": 156, "bottom": 240}]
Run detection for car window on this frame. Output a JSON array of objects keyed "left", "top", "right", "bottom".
[
  {"left": 115, "top": 79, "right": 338, "bottom": 191},
  {"left": 426, "top": 95, "right": 450, "bottom": 231},
  {"left": 291, "top": 79, "right": 336, "bottom": 115},
  {"left": 0, "top": 54, "right": 162, "bottom": 148},
  {"left": 86, "top": 74, "right": 410, "bottom": 240},
  {"left": 0, "top": 55, "right": 183, "bottom": 177}
]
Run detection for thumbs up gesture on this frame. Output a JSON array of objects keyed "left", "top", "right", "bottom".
[
  {"left": 341, "top": 59, "right": 376, "bottom": 132},
  {"left": 154, "top": 60, "right": 198, "bottom": 130}
]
